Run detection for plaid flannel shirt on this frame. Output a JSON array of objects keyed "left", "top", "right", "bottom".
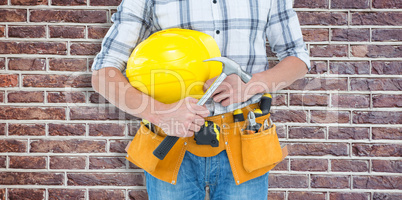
[{"left": 92, "top": 0, "right": 310, "bottom": 116}]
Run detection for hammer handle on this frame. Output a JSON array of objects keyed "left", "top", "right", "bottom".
[{"left": 153, "top": 136, "right": 179, "bottom": 160}]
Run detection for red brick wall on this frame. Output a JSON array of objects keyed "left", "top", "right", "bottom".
[{"left": 0, "top": 0, "right": 400, "bottom": 199}]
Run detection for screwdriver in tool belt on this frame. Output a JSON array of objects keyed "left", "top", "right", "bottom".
[
  {"left": 233, "top": 109, "right": 245, "bottom": 122},
  {"left": 244, "top": 112, "right": 262, "bottom": 135},
  {"left": 142, "top": 119, "right": 156, "bottom": 133},
  {"left": 260, "top": 93, "right": 272, "bottom": 115}
]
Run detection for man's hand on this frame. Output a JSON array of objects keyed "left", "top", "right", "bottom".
[
  {"left": 203, "top": 74, "right": 264, "bottom": 107},
  {"left": 152, "top": 97, "right": 210, "bottom": 138}
]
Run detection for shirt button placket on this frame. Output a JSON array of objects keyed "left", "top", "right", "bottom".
[{"left": 211, "top": 0, "right": 221, "bottom": 46}]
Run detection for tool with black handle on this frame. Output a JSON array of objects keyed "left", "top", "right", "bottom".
[
  {"left": 233, "top": 109, "right": 245, "bottom": 122},
  {"left": 153, "top": 57, "right": 252, "bottom": 160},
  {"left": 260, "top": 93, "right": 272, "bottom": 115}
]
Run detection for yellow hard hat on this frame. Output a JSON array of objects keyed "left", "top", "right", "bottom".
[{"left": 126, "top": 28, "right": 222, "bottom": 104}]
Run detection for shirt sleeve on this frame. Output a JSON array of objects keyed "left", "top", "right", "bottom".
[
  {"left": 266, "top": 0, "right": 310, "bottom": 70},
  {"left": 91, "top": 0, "right": 153, "bottom": 72}
]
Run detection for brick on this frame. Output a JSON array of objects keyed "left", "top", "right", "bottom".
[
  {"left": 67, "top": 173, "right": 144, "bottom": 186},
  {"left": 49, "top": 123, "right": 86, "bottom": 136},
  {"left": 0, "top": 42, "right": 67, "bottom": 55},
  {"left": 289, "top": 94, "right": 328, "bottom": 106},
  {"left": 372, "top": 61, "right": 402, "bottom": 75},
  {"left": 271, "top": 159, "right": 288, "bottom": 171},
  {"left": 267, "top": 191, "right": 285, "bottom": 200},
  {"left": 49, "top": 58, "right": 87, "bottom": 71},
  {"left": 49, "top": 26, "right": 85, "bottom": 39},
  {"left": 8, "top": 91, "right": 44, "bottom": 103},
  {"left": 0, "top": 74, "right": 18, "bottom": 87},
  {"left": 89, "top": 157, "right": 126, "bottom": 169},
  {"left": 89, "top": 92, "right": 110, "bottom": 104},
  {"left": 270, "top": 110, "right": 307, "bottom": 123},
  {"left": 351, "top": 78, "right": 401, "bottom": 91},
  {"left": 110, "top": 140, "right": 130, "bottom": 153},
  {"left": 352, "top": 12, "right": 402, "bottom": 26},
  {"left": 0, "top": 189, "right": 3, "bottom": 200},
  {"left": 331, "top": 0, "right": 369, "bottom": 8},
  {"left": 373, "top": 94, "right": 402, "bottom": 108},
  {"left": 331, "top": 94, "right": 370, "bottom": 108},
  {"left": 291, "top": 159, "right": 328, "bottom": 171},
  {"left": 50, "top": 156, "right": 86, "bottom": 169},
  {"left": 311, "top": 175, "right": 349, "bottom": 189},
  {"left": 310, "top": 45, "right": 348, "bottom": 57},
  {"left": 8, "top": 58, "right": 46, "bottom": 71},
  {"left": 298, "top": 12, "right": 347, "bottom": 25},
  {"left": 373, "top": 193, "right": 402, "bottom": 200},
  {"left": 287, "top": 78, "right": 348, "bottom": 91},
  {"left": 0, "top": 91, "right": 3, "bottom": 103},
  {"left": 0, "top": 123, "right": 4, "bottom": 135},
  {"left": 30, "top": 140, "right": 106, "bottom": 153},
  {"left": 88, "top": 26, "right": 110, "bottom": 39},
  {"left": 275, "top": 124, "right": 286, "bottom": 139},
  {"left": 311, "top": 111, "right": 350, "bottom": 123},
  {"left": 288, "top": 192, "right": 326, "bottom": 200},
  {"left": 128, "top": 190, "right": 148, "bottom": 200},
  {"left": 70, "top": 42, "right": 102, "bottom": 55},
  {"left": 268, "top": 174, "right": 308, "bottom": 188},
  {"left": 309, "top": 61, "right": 328, "bottom": 74},
  {"left": 302, "top": 29, "right": 329, "bottom": 42},
  {"left": 0, "top": 107, "right": 65, "bottom": 120},
  {"left": 9, "top": 123, "right": 45, "bottom": 136},
  {"left": 11, "top": 0, "right": 47, "bottom": 5},
  {"left": 128, "top": 122, "right": 141, "bottom": 136},
  {"left": 353, "top": 144, "right": 400, "bottom": 157},
  {"left": 0, "top": 9, "right": 27, "bottom": 22},
  {"left": 47, "top": 91, "right": 86, "bottom": 103},
  {"left": 328, "top": 127, "right": 369, "bottom": 140},
  {"left": 354, "top": 176, "right": 401, "bottom": 189},
  {"left": 289, "top": 127, "right": 326, "bottom": 139},
  {"left": 294, "top": 0, "right": 328, "bottom": 8},
  {"left": 90, "top": 0, "right": 121, "bottom": 6},
  {"left": 332, "top": 28, "right": 369, "bottom": 42},
  {"left": 329, "top": 61, "right": 370, "bottom": 74},
  {"left": 272, "top": 94, "right": 287, "bottom": 106},
  {"left": 89, "top": 123, "right": 125, "bottom": 136},
  {"left": 331, "top": 159, "right": 369, "bottom": 172},
  {"left": 353, "top": 111, "right": 401, "bottom": 124},
  {"left": 0, "top": 172, "right": 64, "bottom": 185},
  {"left": 0, "top": 58, "right": 4, "bottom": 70},
  {"left": 372, "top": 0, "right": 402, "bottom": 8},
  {"left": 30, "top": 10, "right": 107, "bottom": 23},
  {"left": 48, "top": 189, "right": 86, "bottom": 200},
  {"left": 372, "top": 160, "right": 402, "bottom": 173},
  {"left": 0, "top": 140, "right": 27, "bottom": 152},
  {"left": 8, "top": 189, "right": 45, "bottom": 200},
  {"left": 8, "top": 25, "right": 46, "bottom": 38},
  {"left": 372, "top": 127, "right": 402, "bottom": 140},
  {"left": 70, "top": 106, "right": 137, "bottom": 120},
  {"left": 372, "top": 29, "right": 402, "bottom": 42},
  {"left": 0, "top": 0, "right": 5, "bottom": 4},
  {"left": 9, "top": 156, "right": 46, "bottom": 169},
  {"left": 23, "top": 74, "right": 91, "bottom": 88},
  {"left": 0, "top": 156, "right": 5, "bottom": 168},
  {"left": 352, "top": 45, "right": 402, "bottom": 58},
  {"left": 51, "top": 0, "right": 86, "bottom": 6},
  {"left": 89, "top": 190, "right": 125, "bottom": 200},
  {"left": 288, "top": 143, "right": 348, "bottom": 156},
  {"left": 330, "top": 193, "right": 369, "bottom": 200}
]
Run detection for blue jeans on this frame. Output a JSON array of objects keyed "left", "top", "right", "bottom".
[{"left": 145, "top": 150, "right": 269, "bottom": 200}]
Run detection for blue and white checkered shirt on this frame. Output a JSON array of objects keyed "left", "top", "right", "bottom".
[{"left": 92, "top": 0, "right": 310, "bottom": 116}]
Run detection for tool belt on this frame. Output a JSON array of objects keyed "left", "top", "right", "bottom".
[{"left": 125, "top": 103, "right": 287, "bottom": 185}]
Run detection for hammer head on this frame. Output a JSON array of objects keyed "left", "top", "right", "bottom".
[{"left": 204, "top": 57, "right": 252, "bottom": 83}]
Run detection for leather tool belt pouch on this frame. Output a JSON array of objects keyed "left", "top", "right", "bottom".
[{"left": 239, "top": 113, "right": 282, "bottom": 173}]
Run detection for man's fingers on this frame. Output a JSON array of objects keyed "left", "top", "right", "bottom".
[
  {"left": 193, "top": 115, "right": 205, "bottom": 126},
  {"left": 213, "top": 92, "right": 230, "bottom": 103},
  {"left": 188, "top": 123, "right": 202, "bottom": 133}
]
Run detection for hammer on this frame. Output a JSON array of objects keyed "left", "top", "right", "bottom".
[{"left": 153, "top": 57, "right": 252, "bottom": 160}]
